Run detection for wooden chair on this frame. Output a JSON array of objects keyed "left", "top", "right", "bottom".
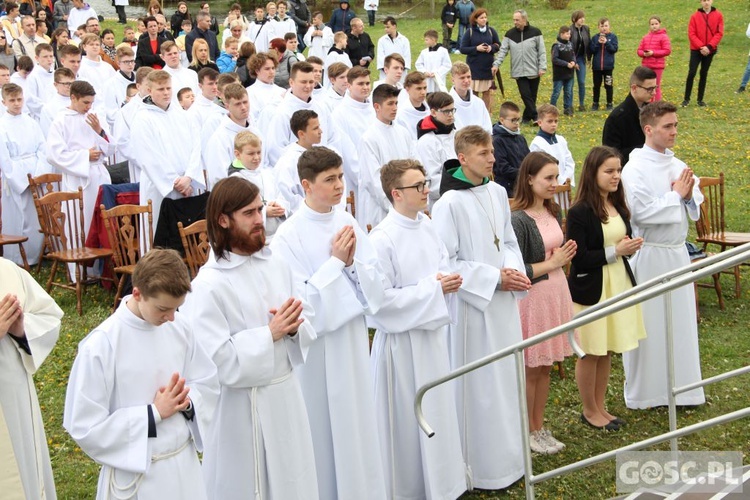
[
  {"left": 28, "top": 173, "right": 63, "bottom": 272},
  {"left": 696, "top": 173, "right": 750, "bottom": 298},
  {"left": 0, "top": 200, "right": 30, "bottom": 271},
  {"left": 692, "top": 252, "right": 724, "bottom": 323},
  {"left": 101, "top": 201, "right": 154, "bottom": 310},
  {"left": 178, "top": 219, "right": 210, "bottom": 278},
  {"left": 554, "top": 181, "right": 573, "bottom": 234},
  {"left": 35, "top": 188, "right": 115, "bottom": 315},
  {"left": 346, "top": 190, "right": 355, "bottom": 219}
]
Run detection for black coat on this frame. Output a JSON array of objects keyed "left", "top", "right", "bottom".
[
  {"left": 185, "top": 27, "right": 220, "bottom": 62},
  {"left": 135, "top": 35, "right": 165, "bottom": 69},
  {"left": 569, "top": 23, "right": 591, "bottom": 60},
  {"left": 566, "top": 202, "right": 636, "bottom": 305},
  {"left": 601, "top": 93, "right": 645, "bottom": 164},
  {"left": 491, "top": 122, "right": 529, "bottom": 195},
  {"left": 459, "top": 25, "right": 500, "bottom": 81},
  {"left": 346, "top": 31, "right": 375, "bottom": 67}
]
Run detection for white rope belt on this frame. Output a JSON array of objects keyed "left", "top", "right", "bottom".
[
  {"left": 106, "top": 436, "right": 192, "bottom": 500},
  {"left": 252, "top": 371, "right": 293, "bottom": 500},
  {"left": 642, "top": 242, "right": 685, "bottom": 249}
]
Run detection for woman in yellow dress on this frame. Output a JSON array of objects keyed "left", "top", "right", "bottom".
[{"left": 566, "top": 146, "right": 647, "bottom": 430}]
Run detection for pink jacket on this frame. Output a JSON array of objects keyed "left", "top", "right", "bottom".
[{"left": 637, "top": 29, "right": 672, "bottom": 70}]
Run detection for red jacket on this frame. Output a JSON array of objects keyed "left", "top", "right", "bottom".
[
  {"left": 637, "top": 29, "right": 672, "bottom": 69},
  {"left": 687, "top": 7, "right": 723, "bottom": 52}
]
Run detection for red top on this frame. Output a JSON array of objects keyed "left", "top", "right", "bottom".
[
  {"left": 637, "top": 29, "right": 672, "bottom": 70},
  {"left": 687, "top": 7, "right": 724, "bottom": 52},
  {"left": 150, "top": 39, "right": 163, "bottom": 69}
]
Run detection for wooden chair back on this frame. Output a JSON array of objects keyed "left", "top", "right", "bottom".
[
  {"left": 555, "top": 182, "right": 573, "bottom": 233},
  {"left": 346, "top": 190, "right": 355, "bottom": 218},
  {"left": 178, "top": 219, "right": 210, "bottom": 277},
  {"left": 100, "top": 201, "right": 154, "bottom": 271},
  {"left": 696, "top": 173, "right": 724, "bottom": 241},
  {"left": 34, "top": 188, "right": 87, "bottom": 254},
  {"left": 28, "top": 173, "right": 63, "bottom": 199}
]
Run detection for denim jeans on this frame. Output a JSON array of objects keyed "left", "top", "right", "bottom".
[
  {"left": 551, "top": 78, "right": 574, "bottom": 111},
  {"left": 457, "top": 23, "right": 469, "bottom": 50},
  {"left": 741, "top": 55, "right": 750, "bottom": 88},
  {"left": 574, "top": 55, "right": 586, "bottom": 106}
]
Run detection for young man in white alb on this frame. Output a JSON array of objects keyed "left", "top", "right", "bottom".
[
  {"left": 449, "top": 61, "right": 491, "bottom": 132},
  {"left": 395, "top": 70, "right": 430, "bottom": 142},
  {"left": 376, "top": 16, "right": 411, "bottom": 82}
]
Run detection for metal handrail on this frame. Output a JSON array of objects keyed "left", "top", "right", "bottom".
[{"left": 414, "top": 242, "right": 750, "bottom": 498}]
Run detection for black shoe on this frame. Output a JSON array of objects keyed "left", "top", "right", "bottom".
[
  {"left": 591, "top": 103, "right": 599, "bottom": 111},
  {"left": 563, "top": 108, "right": 574, "bottom": 116},
  {"left": 737, "top": 86, "right": 746, "bottom": 94},
  {"left": 578, "top": 104, "right": 586, "bottom": 112},
  {"left": 681, "top": 100, "right": 690, "bottom": 107},
  {"left": 606, "top": 103, "right": 613, "bottom": 110},
  {"left": 697, "top": 101, "right": 706, "bottom": 107},
  {"left": 581, "top": 413, "right": 620, "bottom": 431},
  {"left": 610, "top": 417, "right": 627, "bottom": 426}
]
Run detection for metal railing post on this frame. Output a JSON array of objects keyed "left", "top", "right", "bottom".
[
  {"left": 664, "top": 291, "right": 678, "bottom": 452},
  {"left": 515, "top": 350, "right": 535, "bottom": 500}
]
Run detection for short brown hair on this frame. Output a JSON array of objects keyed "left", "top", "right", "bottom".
[
  {"left": 197, "top": 67, "right": 219, "bottom": 84},
  {"left": 381, "top": 159, "right": 426, "bottom": 204},
  {"left": 347, "top": 65, "right": 370, "bottom": 83},
  {"left": 450, "top": 61, "right": 470, "bottom": 76},
  {"left": 54, "top": 67, "right": 75, "bottom": 82},
  {"left": 70, "top": 80, "right": 96, "bottom": 98},
  {"left": 147, "top": 69, "right": 171, "bottom": 85},
  {"left": 290, "top": 60, "right": 314, "bottom": 80},
  {"left": 298, "top": 146, "right": 342, "bottom": 183},
  {"left": 34, "top": 43, "right": 53, "bottom": 57},
  {"left": 239, "top": 41, "right": 256, "bottom": 59},
  {"left": 404, "top": 71, "right": 426, "bottom": 88},
  {"left": 384, "top": 53, "right": 405, "bottom": 69},
  {"left": 372, "top": 83, "right": 400, "bottom": 105},
  {"left": 16, "top": 55, "right": 34, "bottom": 72},
  {"left": 537, "top": 103, "right": 559, "bottom": 120},
  {"left": 426, "top": 91, "right": 452, "bottom": 110},
  {"left": 305, "top": 55, "right": 323, "bottom": 67},
  {"left": 160, "top": 40, "right": 177, "bottom": 54},
  {"left": 217, "top": 72, "right": 239, "bottom": 90},
  {"left": 454, "top": 125, "right": 491, "bottom": 156},
  {"left": 58, "top": 44, "right": 82, "bottom": 59},
  {"left": 1, "top": 83, "right": 22, "bottom": 99},
  {"left": 80, "top": 33, "right": 100, "bottom": 47},
  {"left": 424, "top": 29, "right": 439, "bottom": 40},
  {"left": 327, "top": 61, "right": 349, "bottom": 80},
  {"left": 206, "top": 176, "right": 261, "bottom": 260},
  {"left": 223, "top": 82, "right": 246, "bottom": 102},
  {"left": 116, "top": 45, "right": 135, "bottom": 59},
  {"left": 571, "top": 10, "right": 585, "bottom": 24},
  {"left": 132, "top": 249, "right": 191, "bottom": 298},
  {"left": 499, "top": 101, "right": 521, "bottom": 117},
  {"left": 135, "top": 66, "right": 154, "bottom": 85},
  {"left": 290, "top": 109, "right": 318, "bottom": 137},
  {"left": 639, "top": 100, "right": 677, "bottom": 129}
]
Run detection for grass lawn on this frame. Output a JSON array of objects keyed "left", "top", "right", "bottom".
[{"left": 33, "top": 0, "right": 750, "bottom": 497}]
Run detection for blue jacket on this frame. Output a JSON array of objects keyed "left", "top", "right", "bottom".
[
  {"left": 455, "top": 0, "right": 475, "bottom": 26},
  {"left": 492, "top": 122, "right": 530, "bottom": 195},
  {"left": 328, "top": 7, "right": 356, "bottom": 33},
  {"left": 589, "top": 32, "right": 618, "bottom": 71},
  {"left": 217, "top": 52, "right": 236, "bottom": 73}
]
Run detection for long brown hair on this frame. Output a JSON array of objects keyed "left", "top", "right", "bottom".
[
  {"left": 511, "top": 151, "right": 561, "bottom": 218},
  {"left": 206, "top": 177, "right": 260, "bottom": 260},
  {"left": 573, "top": 146, "right": 630, "bottom": 223}
]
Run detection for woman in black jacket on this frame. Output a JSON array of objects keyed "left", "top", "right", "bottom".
[
  {"left": 566, "top": 146, "right": 646, "bottom": 431},
  {"left": 170, "top": 2, "right": 191, "bottom": 38},
  {"left": 569, "top": 10, "right": 591, "bottom": 111},
  {"left": 459, "top": 8, "right": 499, "bottom": 113}
]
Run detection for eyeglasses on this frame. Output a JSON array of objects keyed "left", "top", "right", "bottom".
[
  {"left": 437, "top": 107, "right": 456, "bottom": 115},
  {"left": 636, "top": 84, "right": 659, "bottom": 93},
  {"left": 395, "top": 180, "right": 431, "bottom": 193},
  {"left": 503, "top": 117, "right": 522, "bottom": 123},
  {"left": 55, "top": 81, "right": 73, "bottom": 86},
  {"left": 119, "top": 59, "right": 135, "bottom": 64}
]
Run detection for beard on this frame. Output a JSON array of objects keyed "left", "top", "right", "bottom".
[{"left": 228, "top": 221, "right": 266, "bottom": 255}]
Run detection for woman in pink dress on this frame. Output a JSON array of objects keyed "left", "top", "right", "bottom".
[{"left": 511, "top": 151, "right": 577, "bottom": 455}]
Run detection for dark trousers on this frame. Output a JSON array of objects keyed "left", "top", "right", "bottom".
[
  {"left": 114, "top": 4, "right": 126, "bottom": 23},
  {"left": 516, "top": 76, "right": 540, "bottom": 122},
  {"left": 442, "top": 23, "right": 453, "bottom": 49},
  {"left": 684, "top": 50, "right": 714, "bottom": 102},
  {"left": 592, "top": 68, "right": 613, "bottom": 105},
  {"left": 367, "top": 9, "right": 376, "bottom": 26}
]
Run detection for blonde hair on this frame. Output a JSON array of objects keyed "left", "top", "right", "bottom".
[
  {"left": 190, "top": 38, "right": 214, "bottom": 66},
  {"left": 234, "top": 130, "right": 262, "bottom": 151},
  {"left": 454, "top": 125, "right": 491, "bottom": 156},
  {"left": 80, "top": 33, "right": 100, "bottom": 47},
  {"left": 224, "top": 36, "right": 239, "bottom": 48}
]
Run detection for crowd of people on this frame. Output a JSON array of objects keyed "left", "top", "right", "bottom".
[{"left": 0, "top": 0, "right": 742, "bottom": 498}]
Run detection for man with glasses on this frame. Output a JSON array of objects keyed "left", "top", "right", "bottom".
[
  {"left": 602, "top": 65, "right": 658, "bottom": 164},
  {"left": 416, "top": 91, "right": 456, "bottom": 208},
  {"left": 84, "top": 16, "right": 100, "bottom": 35},
  {"left": 40, "top": 67, "right": 74, "bottom": 134},
  {"left": 102, "top": 45, "right": 136, "bottom": 127}
]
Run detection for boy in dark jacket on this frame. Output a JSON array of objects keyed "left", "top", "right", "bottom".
[
  {"left": 551, "top": 25, "right": 576, "bottom": 116},
  {"left": 441, "top": 0, "right": 458, "bottom": 50},
  {"left": 492, "top": 101, "right": 529, "bottom": 195},
  {"left": 589, "top": 17, "right": 618, "bottom": 110}
]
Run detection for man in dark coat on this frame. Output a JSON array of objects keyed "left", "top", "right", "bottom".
[
  {"left": 602, "top": 66, "right": 658, "bottom": 164},
  {"left": 185, "top": 11, "right": 219, "bottom": 62},
  {"left": 346, "top": 17, "right": 374, "bottom": 68}
]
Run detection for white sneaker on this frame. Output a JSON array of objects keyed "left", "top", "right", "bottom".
[
  {"left": 540, "top": 428, "right": 565, "bottom": 452},
  {"left": 529, "top": 430, "right": 558, "bottom": 455}
]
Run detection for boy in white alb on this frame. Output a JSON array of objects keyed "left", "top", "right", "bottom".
[
  {"left": 358, "top": 83, "right": 415, "bottom": 229},
  {"left": 23, "top": 43, "right": 55, "bottom": 120},
  {"left": 415, "top": 29, "right": 452, "bottom": 92},
  {"left": 112, "top": 66, "right": 153, "bottom": 182},
  {"left": 46, "top": 80, "right": 115, "bottom": 236},
  {"left": 395, "top": 71, "right": 430, "bottom": 141},
  {"left": 323, "top": 31, "right": 351, "bottom": 87},
  {"left": 529, "top": 104, "right": 575, "bottom": 199},
  {"left": 227, "top": 131, "right": 287, "bottom": 239},
  {"left": 304, "top": 11, "right": 333, "bottom": 60},
  {"left": 275, "top": 109, "right": 322, "bottom": 214},
  {"left": 449, "top": 61, "right": 491, "bottom": 132},
  {"left": 0, "top": 84, "right": 50, "bottom": 266},
  {"left": 271, "top": 147, "right": 387, "bottom": 500},
  {"left": 319, "top": 61, "right": 349, "bottom": 114},
  {"left": 77, "top": 33, "right": 116, "bottom": 95},
  {"left": 187, "top": 67, "right": 224, "bottom": 128},
  {"left": 330, "top": 66, "right": 375, "bottom": 201},
  {"left": 246, "top": 6, "right": 272, "bottom": 55},
  {"left": 369, "top": 159, "right": 467, "bottom": 500},
  {"left": 371, "top": 53, "right": 404, "bottom": 92},
  {"left": 40, "top": 68, "right": 74, "bottom": 135},
  {"left": 129, "top": 70, "right": 204, "bottom": 226},
  {"left": 202, "top": 83, "right": 259, "bottom": 189},
  {"left": 376, "top": 16, "right": 411, "bottom": 81},
  {"left": 245, "top": 52, "right": 285, "bottom": 125},
  {"left": 416, "top": 91, "right": 457, "bottom": 208},
  {"left": 101, "top": 46, "right": 136, "bottom": 128},
  {"left": 162, "top": 41, "right": 199, "bottom": 100},
  {"left": 64, "top": 249, "right": 220, "bottom": 500}
]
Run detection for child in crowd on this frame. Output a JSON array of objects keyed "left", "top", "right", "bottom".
[
  {"left": 637, "top": 16, "right": 671, "bottom": 101},
  {"left": 122, "top": 25, "right": 137, "bottom": 46},
  {"left": 369, "top": 159, "right": 467, "bottom": 499},
  {"left": 304, "top": 11, "right": 334, "bottom": 60},
  {"left": 589, "top": 17, "right": 618, "bottom": 110},
  {"left": 175, "top": 18, "right": 193, "bottom": 67},
  {"left": 492, "top": 100, "right": 530, "bottom": 196},
  {"left": 372, "top": 53, "right": 405, "bottom": 91},
  {"left": 395, "top": 71, "right": 429, "bottom": 141},
  {"left": 177, "top": 87, "right": 194, "bottom": 110},
  {"left": 440, "top": 0, "right": 459, "bottom": 49},
  {"left": 64, "top": 249, "right": 220, "bottom": 500},
  {"left": 449, "top": 61, "right": 492, "bottom": 131},
  {"left": 530, "top": 104, "right": 575, "bottom": 195},
  {"left": 125, "top": 83, "right": 138, "bottom": 104},
  {"left": 551, "top": 25, "right": 576, "bottom": 116},
  {"left": 227, "top": 131, "right": 287, "bottom": 238},
  {"left": 323, "top": 31, "right": 351, "bottom": 87},
  {"left": 415, "top": 29, "right": 451, "bottom": 92},
  {"left": 271, "top": 147, "right": 388, "bottom": 500},
  {"left": 217, "top": 36, "right": 238, "bottom": 73},
  {"left": 416, "top": 90, "right": 456, "bottom": 207},
  {"left": 275, "top": 109, "right": 324, "bottom": 214},
  {"left": 510, "top": 151, "right": 577, "bottom": 454},
  {"left": 431, "top": 125, "right": 529, "bottom": 490}
]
